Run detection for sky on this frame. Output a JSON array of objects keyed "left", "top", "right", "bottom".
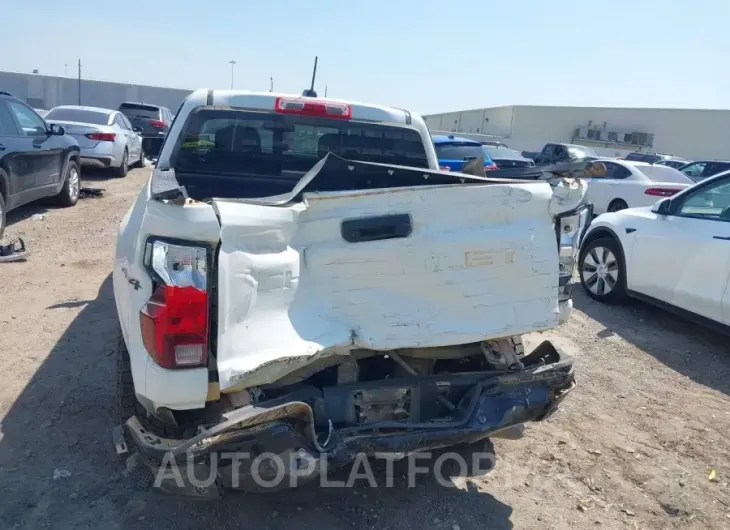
[{"left": 2, "top": 0, "right": 729, "bottom": 114}]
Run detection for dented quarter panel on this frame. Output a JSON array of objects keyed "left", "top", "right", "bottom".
[
  {"left": 548, "top": 177, "right": 589, "bottom": 215},
  {"left": 213, "top": 181, "right": 564, "bottom": 391}
]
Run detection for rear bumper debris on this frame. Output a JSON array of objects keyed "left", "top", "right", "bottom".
[{"left": 124, "top": 340, "right": 575, "bottom": 497}]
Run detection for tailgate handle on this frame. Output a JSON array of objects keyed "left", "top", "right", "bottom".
[{"left": 341, "top": 214, "right": 412, "bottom": 243}]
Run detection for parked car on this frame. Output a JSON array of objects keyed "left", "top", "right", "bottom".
[
  {"left": 0, "top": 91, "right": 81, "bottom": 237},
  {"left": 34, "top": 108, "right": 49, "bottom": 118},
  {"left": 113, "top": 89, "right": 588, "bottom": 496},
  {"left": 654, "top": 158, "right": 689, "bottom": 170},
  {"left": 678, "top": 160, "right": 730, "bottom": 182},
  {"left": 582, "top": 159, "right": 695, "bottom": 214},
  {"left": 623, "top": 152, "right": 676, "bottom": 164},
  {"left": 45, "top": 106, "right": 144, "bottom": 177},
  {"left": 534, "top": 143, "right": 599, "bottom": 165},
  {"left": 433, "top": 135, "right": 498, "bottom": 172},
  {"left": 578, "top": 170, "right": 730, "bottom": 333},
  {"left": 117, "top": 102, "right": 173, "bottom": 158},
  {"left": 482, "top": 145, "right": 535, "bottom": 169}
]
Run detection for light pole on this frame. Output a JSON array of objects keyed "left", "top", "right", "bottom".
[{"left": 229, "top": 60, "right": 236, "bottom": 89}]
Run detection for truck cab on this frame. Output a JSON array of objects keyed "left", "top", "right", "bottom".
[{"left": 535, "top": 143, "right": 599, "bottom": 166}]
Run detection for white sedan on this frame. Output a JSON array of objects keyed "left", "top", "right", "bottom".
[
  {"left": 584, "top": 159, "right": 695, "bottom": 214},
  {"left": 578, "top": 170, "right": 730, "bottom": 329},
  {"left": 45, "top": 106, "right": 145, "bottom": 177}
]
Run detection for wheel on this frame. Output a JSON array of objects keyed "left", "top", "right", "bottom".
[
  {"left": 116, "top": 327, "right": 185, "bottom": 438},
  {"left": 113, "top": 149, "right": 129, "bottom": 178},
  {"left": 579, "top": 237, "right": 627, "bottom": 303},
  {"left": 133, "top": 148, "right": 145, "bottom": 168},
  {"left": 607, "top": 199, "right": 628, "bottom": 213},
  {"left": 117, "top": 329, "right": 142, "bottom": 424},
  {"left": 54, "top": 160, "right": 80, "bottom": 207}
]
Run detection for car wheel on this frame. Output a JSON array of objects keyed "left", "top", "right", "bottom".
[
  {"left": 114, "top": 149, "right": 129, "bottom": 178},
  {"left": 0, "top": 190, "right": 6, "bottom": 241},
  {"left": 54, "top": 160, "right": 80, "bottom": 207},
  {"left": 607, "top": 199, "right": 628, "bottom": 212},
  {"left": 579, "top": 237, "right": 627, "bottom": 303},
  {"left": 133, "top": 148, "right": 145, "bottom": 168}
]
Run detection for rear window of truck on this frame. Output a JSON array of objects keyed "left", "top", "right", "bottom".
[
  {"left": 169, "top": 108, "right": 430, "bottom": 200},
  {"left": 173, "top": 108, "right": 429, "bottom": 175}
]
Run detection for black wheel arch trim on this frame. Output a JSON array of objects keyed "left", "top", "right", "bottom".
[
  {"left": 0, "top": 165, "right": 9, "bottom": 200},
  {"left": 61, "top": 150, "right": 80, "bottom": 190}
]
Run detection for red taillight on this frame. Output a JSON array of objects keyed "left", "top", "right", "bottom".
[
  {"left": 150, "top": 119, "right": 165, "bottom": 128},
  {"left": 140, "top": 240, "right": 209, "bottom": 369},
  {"left": 645, "top": 187, "right": 682, "bottom": 197},
  {"left": 274, "top": 97, "right": 351, "bottom": 119},
  {"left": 484, "top": 163, "right": 499, "bottom": 171},
  {"left": 140, "top": 285, "right": 208, "bottom": 369},
  {"left": 86, "top": 132, "right": 116, "bottom": 141}
]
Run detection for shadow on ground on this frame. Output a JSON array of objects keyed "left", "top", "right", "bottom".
[
  {"left": 0, "top": 274, "right": 513, "bottom": 530},
  {"left": 5, "top": 202, "right": 50, "bottom": 229},
  {"left": 572, "top": 288, "right": 730, "bottom": 396},
  {"left": 80, "top": 166, "right": 125, "bottom": 183},
  {"left": 4, "top": 167, "right": 120, "bottom": 231}
]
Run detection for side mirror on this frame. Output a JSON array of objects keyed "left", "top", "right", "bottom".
[
  {"left": 49, "top": 123, "right": 65, "bottom": 136},
  {"left": 652, "top": 198, "right": 671, "bottom": 215},
  {"left": 133, "top": 126, "right": 143, "bottom": 134}
]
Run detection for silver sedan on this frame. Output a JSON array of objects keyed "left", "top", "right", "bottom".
[{"left": 44, "top": 106, "right": 144, "bottom": 177}]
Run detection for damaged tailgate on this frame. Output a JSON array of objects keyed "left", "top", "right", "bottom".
[{"left": 211, "top": 156, "right": 575, "bottom": 392}]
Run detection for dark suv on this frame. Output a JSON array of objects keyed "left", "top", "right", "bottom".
[
  {"left": 678, "top": 160, "right": 730, "bottom": 182},
  {"left": 0, "top": 91, "right": 81, "bottom": 237},
  {"left": 117, "top": 102, "right": 173, "bottom": 158}
]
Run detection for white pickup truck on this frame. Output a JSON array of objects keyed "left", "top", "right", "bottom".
[{"left": 113, "top": 89, "right": 590, "bottom": 497}]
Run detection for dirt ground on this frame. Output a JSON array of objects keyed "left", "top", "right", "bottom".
[{"left": 1, "top": 166, "right": 729, "bottom": 529}]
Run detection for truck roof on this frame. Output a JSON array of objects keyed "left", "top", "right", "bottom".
[{"left": 185, "top": 89, "right": 415, "bottom": 126}]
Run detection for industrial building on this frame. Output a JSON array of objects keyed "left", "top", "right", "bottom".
[
  {"left": 424, "top": 105, "right": 730, "bottom": 160},
  {"left": 0, "top": 70, "right": 191, "bottom": 113}
]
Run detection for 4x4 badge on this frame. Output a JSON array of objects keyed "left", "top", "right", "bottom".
[{"left": 121, "top": 267, "right": 141, "bottom": 291}]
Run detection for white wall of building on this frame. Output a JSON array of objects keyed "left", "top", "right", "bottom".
[
  {"left": 0, "top": 71, "right": 191, "bottom": 112},
  {"left": 424, "top": 105, "right": 730, "bottom": 160}
]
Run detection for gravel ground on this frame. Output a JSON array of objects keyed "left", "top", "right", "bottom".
[{"left": 1, "top": 166, "right": 729, "bottom": 529}]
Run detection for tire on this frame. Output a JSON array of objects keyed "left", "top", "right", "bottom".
[
  {"left": 578, "top": 237, "right": 627, "bottom": 303},
  {"left": 116, "top": 328, "right": 185, "bottom": 438},
  {"left": 54, "top": 160, "right": 80, "bottom": 207},
  {"left": 113, "top": 149, "right": 129, "bottom": 178},
  {"left": 607, "top": 199, "right": 628, "bottom": 213},
  {"left": 0, "top": 186, "right": 6, "bottom": 241},
  {"left": 133, "top": 148, "right": 145, "bottom": 168},
  {"left": 117, "top": 329, "right": 142, "bottom": 424}
]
